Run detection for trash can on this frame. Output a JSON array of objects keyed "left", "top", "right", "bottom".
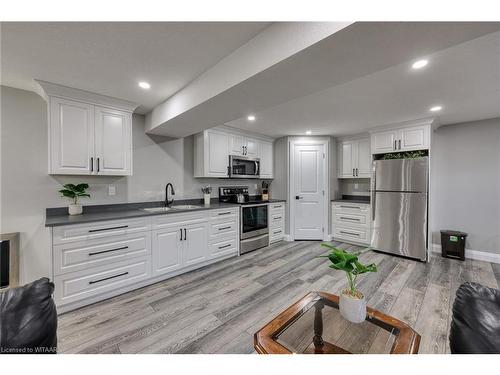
[{"left": 440, "top": 230, "right": 467, "bottom": 261}]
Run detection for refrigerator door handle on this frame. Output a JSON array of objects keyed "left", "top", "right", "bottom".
[{"left": 371, "top": 163, "right": 376, "bottom": 220}]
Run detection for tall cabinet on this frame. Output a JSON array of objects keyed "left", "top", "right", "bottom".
[{"left": 38, "top": 80, "right": 138, "bottom": 176}]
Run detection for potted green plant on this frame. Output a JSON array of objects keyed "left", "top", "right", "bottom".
[
  {"left": 319, "top": 243, "right": 377, "bottom": 323},
  {"left": 59, "top": 183, "right": 90, "bottom": 215}
]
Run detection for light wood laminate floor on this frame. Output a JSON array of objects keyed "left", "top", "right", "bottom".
[{"left": 57, "top": 241, "right": 500, "bottom": 354}]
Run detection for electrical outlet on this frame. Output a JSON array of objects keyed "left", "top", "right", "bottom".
[
  {"left": 254, "top": 184, "right": 258, "bottom": 189},
  {"left": 354, "top": 183, "right": 359, "bottom": 190},
  {"left": 108, "top": 185, "right": 116, "bottom": 196}
]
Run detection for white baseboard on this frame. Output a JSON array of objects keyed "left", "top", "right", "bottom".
[
  {"left": 284, "top": 234, "right": 293, "bottom": 242},
  {"left": 431, "top": 244, "right": 500, "bottom": 264}
]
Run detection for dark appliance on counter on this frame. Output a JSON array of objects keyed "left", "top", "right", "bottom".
[
  {"left": 219, "top": 186, "right": 269, "bottom": 254},
  {"left": 229, "top": 155, "right": 260, "bottom": 179}
]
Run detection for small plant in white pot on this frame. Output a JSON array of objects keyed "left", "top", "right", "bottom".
[
  {"left": 59, "top": 183, "right": 90, "bottom": 215},
  {"left": 319, "top": 243, "right": 377, "bottom": 323}
]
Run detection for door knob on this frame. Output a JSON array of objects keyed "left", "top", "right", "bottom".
[{"left": 295, "top": 196, "right": 302, "bottom": 200}]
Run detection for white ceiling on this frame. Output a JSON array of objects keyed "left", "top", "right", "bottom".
[
  {"left": 227, "top": 29, "right": 500, "bottom": 137},
  {"left": 0, "top": 22, "right": 270, "bottom": 113}
]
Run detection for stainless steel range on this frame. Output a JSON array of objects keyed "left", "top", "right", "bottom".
[{"left": 219, "top": 186, "right": 269, "bottom": 254}]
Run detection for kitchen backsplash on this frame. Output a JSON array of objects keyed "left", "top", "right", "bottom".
[{"left": 339, "top": 178, "right": 370, "bottom": 197}]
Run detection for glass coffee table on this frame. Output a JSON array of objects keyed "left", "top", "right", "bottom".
[{"left": 254, "top": 291, "right": 420, "bottom": 354}]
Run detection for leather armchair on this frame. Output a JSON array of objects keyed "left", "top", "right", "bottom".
[
  {"left": 450, "top": 282, "right": 500, "bottom": 354},
  {"left": 0, "top": 278, "right": 58, "bottom": 354}
]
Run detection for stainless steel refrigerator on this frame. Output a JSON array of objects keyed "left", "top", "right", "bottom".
[{"left": 371, "top": 157, "right": 428, "bottom": 261}]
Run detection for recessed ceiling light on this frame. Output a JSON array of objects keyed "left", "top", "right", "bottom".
[
  {"left": 305, "top": 130, "right": 312, "bottom": 135},
  {"left": 247, "top": 115, "right": 256, "bottom": 121},
  {"left": 430, "top": 105, "right": 442, "bottom": 112},
  {"left": 412, "top": 59, "right": 428, "bottom": 69},
  {"left": 138, "top": 81, "right": 151, "bottom": 89}
]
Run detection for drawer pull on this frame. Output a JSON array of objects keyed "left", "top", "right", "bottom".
[
  {"left": 218, "top": 226, "right": 232, "bottom": 231},
  {"left": 273, "top": 230, "right": 282, "bottom": 235},
  {"left": 340, "top": 217, "right": 361, "bottom": 222},
  {"left": 339, "top": 205, "right": 361, "bottom": 210},
  {"left": 89, "top": 246, "right": 129, "bottom": 256},
  {"left": 273, "top": 216, "right": 282, "bottom": 220},
  {"left": 218, "top": 244, "right": 232, "bottom": 250},
  {"left": 273, "top": 205, "right": 283, "bottom": 209},
  {"left": 89, "top": 271, "right": 129, "bottom": 285},
  {"left": 88, "top": 225, "right": 129, "bottom": 233},
  {"left": 218, "top": 212, "right": 232, "bottom": 216},
  {"left": 340, "top": 230, "right": 360, "bottom": 237}
]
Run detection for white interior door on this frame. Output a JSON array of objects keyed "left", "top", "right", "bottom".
[{"left": 292, "top": 144, "right": 326, "bottom": 240}]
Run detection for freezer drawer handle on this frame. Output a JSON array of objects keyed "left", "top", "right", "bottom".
[
  {"left": 89, "top": 246, "right": 129, "bottom": 256},
  {"left": 89, "top": 271, "right": 129, "bottom": 285},
  {"left": 218, "top": 226, "right": 232, "bottom": 231},
  {"left": 340, "top": 230, "right": 360, "bottom": 237},
  {"left": 218, "top": 244, "right": 232, "bottom": 250},
  {"left": 340, "top": 217, "right": 360, "bottom": 222},
  {"left": 88, "top": 225, "right": 129, "bottom": 233}
]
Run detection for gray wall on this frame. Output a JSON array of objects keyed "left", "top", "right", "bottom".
[
  {"left": 0, "top": 86, "right": 264, "bottom": 283},
  {"left": 430, "top": 118, "right": 500, "bottom": 254}
]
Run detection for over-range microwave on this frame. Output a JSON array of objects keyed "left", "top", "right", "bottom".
[{"left": 229, "top": 155, "right": 260, "bottom": 179}]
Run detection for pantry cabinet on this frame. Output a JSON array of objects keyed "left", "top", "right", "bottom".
[
  {"left": 259, "top": 140, "right": 274, "bottom": 179},
  {"left": 338, "top": 138, "right": 371, "bottom": 178},
  {"left": 38, "top": 80, "right": 137, "bottom": 176},
  {"left": 371, "top": 123, "right": 430, "bottom": 154}
]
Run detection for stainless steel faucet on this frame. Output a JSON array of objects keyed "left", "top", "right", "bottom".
[{"left": 165, "top": 183, "right": 175, "bottom": 207}]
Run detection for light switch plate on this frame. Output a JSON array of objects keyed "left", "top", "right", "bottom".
[{"left": 108, "top": 185, "right": 116, "bottom": 196}]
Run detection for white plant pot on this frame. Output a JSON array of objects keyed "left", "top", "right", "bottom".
[
  {"left": 68, "top": 203, "right": 83, "bottom": 215},
  {"left": 203, "top": 194, "right": 211, "bottom": 205},
  {"left": 339, "top": 291, "right": 367, "bottom": 323}
]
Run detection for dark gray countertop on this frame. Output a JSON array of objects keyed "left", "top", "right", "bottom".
[
  {"left": 45, "top": 198, "right": 287, "bottom": 227},
  {"left": 45, "top": 199, "right": 240, "bottom": 227}
]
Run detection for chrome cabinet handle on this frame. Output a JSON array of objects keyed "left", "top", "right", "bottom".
[
  {"left": 355, "top": 168, "right": 358, "bottom": 177},
  {"left": 97, "top": 157, "right": 100, "bottom": 172},
  {"left": 88, "top": 225, "right": 128, "bottom": 233},
  {"left": 394, "top": 140, "right": 397, "bottom": 150},
  {"left": 218, "top": 226, "right": 231, "bottom": 231},
  {"left": 90, "top": 157, "right": 94, "bottom": 172},
  {"left": 89, "top": 246, "right": 128, "bottom": 256},
  {"left": 89, "top": 272, "right": 128, "bottom": 285},
  {"left": 180, "top": 228, "right": 183, "bottom": 241},
  {"left": 273, "top": 205, "right": 282, "bottom": 209},
  {"left": 352, "top": 168, "right": 355, "bottom": 177},
  {"left": 340, "top": 205, "right": 360, "bottom": 209},
  {"left": 398, "top": 139, "right": 401, "bottom": 150},
  {"left": 273, "top": 230, "right": 282, "bottom": 234},
  {"left": 218, "top": 212, "right": 231, "bottom": 216},
  {"left": 184, "top": 228, "right": 187, "bottom": 241},
  {"left": 340, "top": 230, "right": 360, "bottom": 237},
  {"left": 218, "top": 244, "right": 231, "bottom": 250},
  {"left": 274, "top": 216, "right": 282, "bottom": 220},
  {"left": 340, "top": 217, "right": 360, "bottom": 222}
]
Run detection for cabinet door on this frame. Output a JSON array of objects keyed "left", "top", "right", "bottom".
[
  {"left": 207, "top": 131, "right": 229, "bottom": 177},
  {"left": 245, "top": 138, "right": 260, "bottom": 157},
  {"left": 371, "top": 130, "right": 398, "bottom": 154},
  {"left": 94, "top": 106, "right": 132, "bottom": 176},
  {"left": 229, "top": 134, "right": 244, "bottom": 156},
  {"left": 259, "top": 141, "right": 273, "bottom": 178},
  {"left": 49, "top": 97, "right": 94, "bottom": 175},
  {"left": 356, "top": 139, "right": 372, "bottom": 178},
  {"left": 399, "top": 125, "right": 430, "bottom": 151},
  {"left": 338, "top": 141, "right": 355, "bottom": 178},
  {"left": 152, "top": 227, "right": 183, "bottom": 276},
  {"left": 182, "top": 222, "right": 208, "bottom": 267}
]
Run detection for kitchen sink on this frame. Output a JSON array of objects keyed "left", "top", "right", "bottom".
[
  {"left": 171, "top": 204, "right": 203, "bottom": 210},
  {"left": 142, "top": 207, "right": 174, "bottom": 213}
]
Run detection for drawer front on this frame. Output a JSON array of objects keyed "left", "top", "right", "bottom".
[
  {"left": 209, "top": 237, "right": 238, "bottom": 259},
  {"left": 53, "top": 232, "right": 151, "bottom": 276},
  {"left": 153, "top": 212, "right": 207, "bottom": 229},
  {"left": 332, "top": 202, "right": 370, "bottom": 215},
  {"left": 269, "top": 202, "right": 285, "bottom": 213},
  {"left": 53, "top": 217, "right": 151, "bottom": 245},
  {"left": 270, "top": 211, "right": 285, "bottom": 227},
  {"left": 333, "top": 226, "right": 369, "bottom": 244},
  {"left": 54, "top": 257, "right": 151, "bottom": 306},
  {"left": 209, "top": 220, "right": 238, "bottom": 239},
  {"left": 209, "top": 208, "right": 239, "bottom": 221},
  {"left": 270, "top": 227, "right": 285, "bottom": 243},
  {"left": 333, "top": 212, "right": 369, "bottom": 227}
]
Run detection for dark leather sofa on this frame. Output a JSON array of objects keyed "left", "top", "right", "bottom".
[
  {"left": 0, "top": 278, "right": 58, "bottom": 354},
  {"left": 450, "top": 282, "right": 500, "bottom": 354}
]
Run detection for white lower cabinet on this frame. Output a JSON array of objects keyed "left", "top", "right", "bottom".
[
  {"left": 331, "top": 202, "right": 371, "bottom": 246},
  {"left": 52, "top": 208, "right": 239, "bottom": 312},
  {"left": 269, "top": 202, "right": 285, "bottom": 244}
]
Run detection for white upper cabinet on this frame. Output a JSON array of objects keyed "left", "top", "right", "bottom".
[
  {"left": 194, "top": 130, "right": 229, "bottom": 178},
  {"left": 338, "top": 138, "right": 371, "bottom": 179},
  {"left": 39, "top": 80, "right": 137, "bottom": 176},
  {"left": 259, "top": 140, "right": 274, "bottom": 179},
  {"left": 371, "top": 122, "right": 431, "bottom": 154},
  {"left": 49, "top": 97, "right": 95, "bottom": 175},
  {"left": 194, "top": 127, "right": 273, "bottom": 179},
  {"left": 94, "top": 106, "right": 132, "bottom": 176}
]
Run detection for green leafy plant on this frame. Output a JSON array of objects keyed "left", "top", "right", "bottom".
[
  {"left": 59, "top": 183, "right": 90, "bottom": 205},
  {"left": 381, "top": 150, "right": 426, "bottom": 160},
  {"left": 319, "top": 243, "right": 377, "bottom": 298}
]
